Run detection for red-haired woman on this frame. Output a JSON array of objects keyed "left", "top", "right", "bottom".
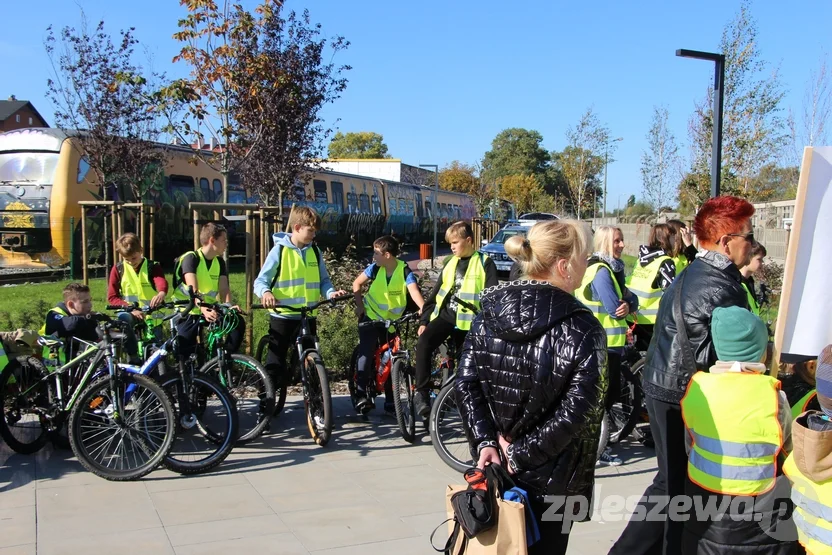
[{"left": 610, "top": 196, "right": 755, "bottom": 555}]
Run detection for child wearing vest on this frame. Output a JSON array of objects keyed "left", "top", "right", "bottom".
[
  {"left": 680, "top": 306, "right": 798, "bottom": 555},
  {"left": 351, "top": 235, "right": 425, "bottom": 414},
  {"left": 414, "top": 221, "right": 497, "bottom": 419},
  {"left": 784, "top": 344, "right": 832, "bottom": 555},
  {"left": 174, "top": 223, "right": 244, "bottom": 357},
  {"left": 780, "top": 357, "right": 821, "bottom": 420},
  {"left": 254, "top": 207, "right": 346, "bottom": 395},
  {"left": 108, "top": 233, "right": 168, "bottom": 363},
  {"left": 739, "top": 242, "right": 767, "bottom": 316},
  {"left": 41, "top": 283, "right": 100, "bottom": 360}
]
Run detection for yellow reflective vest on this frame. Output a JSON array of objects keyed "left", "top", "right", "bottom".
[
  {"left": 575, "top": 261, "right": 627, "bottom": 348},
  {"left": 673, "top": 254, "right": 689, "bottom": 274},
  {"left": 742, "top": 282, "right": 760, "bottom": 316},
  {"left": 792, "top": 390, "right": 819, "bottom": 421},
  {"left": 174, "top": 250, "right": 221, "bottom": 314},
  {"left": 681, "top": 371, "right": 784, "bottom": 496},
  {"left": 365, "top": 260, "right": 407, "bottom": 326},
  {"left": 269, "top": 245, "right": 321, "bottom": 317},
  {"left": 120, "top": 259, "right": 158, "bottom": 307},
  {"left": 783, "top": 447, "right": 832, "bottom": 555},
  {"left": 626, "top": 255, "right": 672, "bottom": 325},
  {"left": 430, "top": 253, "right": 488, "bottom": 331},
  {"left": 39, "top": 305, "right": 70, "bottom": 364}
]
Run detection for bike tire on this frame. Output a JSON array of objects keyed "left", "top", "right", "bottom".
[
  {"left": 200, "top": 354, "right": 274, "bottom": 444},
  {"left": 391, "top": 359, "right": 416, "bottom": 443},
  {"left": 302, "top": 351, "right": 332, "bottom": 446},
  {"left": 597, "top": 412, "right": 610, "bottom": 462},
  {"left": 69, "top": 373, "right": 176, "bottom": 481},
  {"left": 346, "top": 347, "right": 359, "bottom": 410},
  {"left": 429, "top": 382, "right": 473, "bottom": 473},
  {"left": 256, "top": 334, "right": 287, "bottom": 417},
  {"left": 607, "top": 360, "right": 645, "bottom": 445},
  {"left": 157, "top": 372, "right": 238, "bottom": 475},
  {"left": 0, "top": 358, "right": 51, "bottom": 455}
]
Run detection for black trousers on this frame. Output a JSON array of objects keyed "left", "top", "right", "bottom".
[
  {"left": 356, "top": 317, "right": 382, "bottom": 390},
  {"left": 529, "top": 499, "right": 573, "bottom": 555},
  {"left": 414, "top": 317, "right": 467, "bottom": 393},
  {"left": 264, "top": 317, "right": 316, "bottom": 386},
  {"left": 608, "top": 396, "right": 687, "bottom": 555},
  {"left": 635, "top": 323, "right": 654, "bottom": 353},
  {"left": 605, "top": 351, "right": 622, "bottom": 412},
  {"left": 175, "top": 314, "right": 245, "bottom": 358}
]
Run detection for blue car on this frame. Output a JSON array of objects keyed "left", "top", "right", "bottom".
[{"left": 480, "top": 225, "right": 529, "bottom": 274}]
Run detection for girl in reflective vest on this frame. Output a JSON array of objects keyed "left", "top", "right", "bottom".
[
  {"left": 625, "top": 224, "right": 677, "bottom": 352},
  {"left": 739, "top": 242, "right": 767, "bottom": 316},
  {"left": 783, "top": 344, "right": 832, "bottom": 555},
  {"left": 574, "top": 226, "right": 638, "bottom": 466},
  {"left": 351, "top": 235, "right": 425, "bottom": 414},
  {"left": 414, "top": 221, "right": 497, "bottom": 419},
  {"left": 779, "top": 357, "right": 822, "bottom": 420},
  {"left": 667, "top": 219, "right": 697, "bottom": 274},
  {"left": 680, "top": 306, "right": 798, "bottom": 555}
]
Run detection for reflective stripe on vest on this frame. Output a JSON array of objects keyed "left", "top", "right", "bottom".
[
  {"left": 673, "top": 254, "right": 688, "bottom": 274},
  {"left": 39, "top": 306, "right": 69, "bottom": 336},
  {"left": 574, "top": 261, "right": 627, "bottom": 348},
  {"left": 626, "top": 255, "right": 670, "bottom": 325},
  {"left": 174, "top": 250, "right": 221, "bottom": 314},
  {"left": 742, "top": 282, "right": 760, "bottom": 316},
  {"left": 365, "top": 260, "right": 407, "bottom": 326},
  {"left": 680, "top": 372, "right": 783, "bottom": 496},
  {"left": 121, "top": 259, "right": 158, "bottom": 307},
  {"left": 791, "top": 390, "right": 818, "bottom": 420},
  {"left": 784, "top": 454, "right": 832, "bottom": 555},
  {"left": 271, "top": 245, "right": 320, "bottom": 317},
  {"left": 430, "top": 252, "right": 488, "bottom": 331}
]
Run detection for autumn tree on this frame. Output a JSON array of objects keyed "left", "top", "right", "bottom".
[
  {"left": 327, "top": 131, "right": 390, "bottom": 159},
  {"left": 682, "top": 0, "right": 786, "bottom": 204},
  {"left": 556, "top": 108, "right": 608, "bottom": 218},
  {"left": 439, "top": 160, "right": 493, "bottom": 216},
  {"left": 498, "top": 174, "right": 551, "bottom": 214},
  {"left": 481, "top": 128, "right": 551, "bottom": 188},
  {"left": 641, "top": 106, "right": 680, "bottom": 210},
  {"left": 235, "top": 7, "right": 349, "bottom": 208},
  {"left": 788, "top": 52, "right": 831, "bottom": 166},
  {"left": 45, "top": 15, "right": 167, "bottom": 201}
]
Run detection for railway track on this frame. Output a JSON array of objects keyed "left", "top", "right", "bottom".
[{"left": 0, "top": 269, "right": 69, "bottom": 286}]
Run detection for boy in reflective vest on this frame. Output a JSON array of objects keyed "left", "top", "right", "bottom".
[
  {"left": 173, "top": 223, "right": 243, "bottom": 357},
  {"left": 351, "top": 235, "right": 425, "bottom": 414},
  {"left": 783, "top": 344, "right": 832, "bottom": 555},
  {"left": 680, "top": 306, "right": 797, "bottom": 555},
  {"left": 414, "top": 221, "right": 497, "bottom": 419},
  {"left": 254, "top": 207, "right": 346, "bottom": 395},
  {"left": 40, "top": 283, "right": 99, "bottom": 361},
  {"left": 108, "top": 233, "right": 168, "bottom": 363},
  {"left": 739, "top": 242, "right": 767, "bottom": 316}
]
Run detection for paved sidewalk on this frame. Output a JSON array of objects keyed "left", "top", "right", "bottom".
[{"left": 0, "top": 396, "right": 657, "bottom": 554}]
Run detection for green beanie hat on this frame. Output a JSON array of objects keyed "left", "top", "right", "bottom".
[{"left": 711, "top": 306, "right": 768, "bottom": 362}]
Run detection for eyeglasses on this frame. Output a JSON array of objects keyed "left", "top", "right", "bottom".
[{"left": 726, "top": 231, "right": 755, "bottom": 244}]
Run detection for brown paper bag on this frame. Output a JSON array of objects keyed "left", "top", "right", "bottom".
[{"left": 444, "top": 484, "right": 528, "bottom": 555}]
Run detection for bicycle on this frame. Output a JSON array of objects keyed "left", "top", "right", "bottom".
[
  {"left": 252, "top": 295, "right": 352, "bottom": 446},
  {"left": 0, "top": 316, "right": 176, "bottom": 480},
  {"left": 347, "top": 311, "right": 420, "bottom": 442}
]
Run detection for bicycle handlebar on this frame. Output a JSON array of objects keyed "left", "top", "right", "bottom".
[
  {"left": 452, "top": 295, "right": 480, "bottom": 315},
  {"left": 357, "top": 311, "right": 420, "bottom": 331},
  {"left": 106, "top": 289, "right": 196, "bottom": 322},
  {"left": 251, "top": 294, "right": 353, "bottom": 313}
]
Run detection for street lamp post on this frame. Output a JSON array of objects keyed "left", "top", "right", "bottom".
[
  {"left": 419, "top": 164, "right": 439, "bottom": 269},
  {"left": 603, "top": 137, "right": 623, "bottom": 221},
  {"left": 676, "top": 48, "right": 726, "bottom": 198}
]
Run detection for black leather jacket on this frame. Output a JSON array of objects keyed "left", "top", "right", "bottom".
[
  {"left": 642, "top": 252, "right": 749, "bottom": 404},
  {"left": 455, "top": 281, "right": 607, "bottom": 506}
]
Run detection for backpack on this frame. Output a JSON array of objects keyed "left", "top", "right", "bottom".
[
  {"left": 116, "top": 260, "right": 158, "bottom": 292},
  {"left": 172, "top": 251, "right": 197, "bottom": 292},
  {"left": 268, "top": 243, "right": 323, "bottom": 291}
]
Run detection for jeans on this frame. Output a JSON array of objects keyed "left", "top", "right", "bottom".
[
  {"left": 356, "top": 318, "right": 382, "bottom": 391},
  {"left": 116, "top": 312, "right": 140, "bottom": 361},
  {"left": 263, "top": 317, "right": 316, "bottom": 387}
]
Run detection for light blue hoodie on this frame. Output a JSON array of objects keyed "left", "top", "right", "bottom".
[{"left": 253, "top": 232, "right": 336, "bottom": 319}]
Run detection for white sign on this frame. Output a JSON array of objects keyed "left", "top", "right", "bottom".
[{"left": 775, "top": 147, "right": 832, "bottom": 358}]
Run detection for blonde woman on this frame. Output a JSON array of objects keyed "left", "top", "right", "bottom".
[
  {"left": 574, "top": 226, "right": 638, "bottom": 465},
  {"left": 456, "top": 220, "right": 607, "bottom": 555}
]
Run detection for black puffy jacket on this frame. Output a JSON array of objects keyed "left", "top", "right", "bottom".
[
  {"left": 642, "top": 253, "right": 749, "bottom": 404},
  {"left": 455, "top": 281, "right": 607, "bottom": 507}
]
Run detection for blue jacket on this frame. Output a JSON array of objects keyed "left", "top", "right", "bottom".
[{"left": 254, "top": 233, "right": 335, "bottom": 319}]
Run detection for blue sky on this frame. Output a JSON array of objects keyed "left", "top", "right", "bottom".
[{"left": 1, "top": 0, "right": 829, "bottom": 208}]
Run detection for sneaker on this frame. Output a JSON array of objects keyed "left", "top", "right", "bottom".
[
  {"left": 413, "top": 391, "right": 430, "bottom": 419},
  {"left": 599, "top": 448, "right": 623, "bottom": 466},
  {"left": 354, "top": 388, "right": 371, "bottom": 414}
]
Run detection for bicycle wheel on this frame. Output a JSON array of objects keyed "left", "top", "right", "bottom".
[
  {"left": 597, "top": 412, "right": 610, "bottom": 462},
  {"left": 607, "top": 361, "right": 644, "bottom": 445},
  {"left": 158, "top": 372, "right": 239, "bottom": 474},
  {"left": 200, "top": 354, "right": 274, "bottom": 444},
  {"left": 302, "top": 351, "right": 332, "bottom": 446},
  {"left": 0, "top": 357, "right": 51, "bottom": 454},
  {"left": 346, "top": 347, "right": 359, "bottom": 410},
  {"left": 69, "top": 373, "right": 175, "bottom": 481},
  {"left": 429, "top": 383, "right": 473, "bottom": 473},
  {"left": 256, "top": 334, "right": 287, "bottom": 417},
  {"left": 391, "top": 359, "right": 416, "bottom": 443}
]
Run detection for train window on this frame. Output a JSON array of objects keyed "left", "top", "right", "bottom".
[
  {"left": 331, "top": 182, "right": 344, "bottom": 212},
  {"left": 169, "top": 175, "right": 195, "bottom": 199},
  {"left": 389, "top": 198, "right": 398, "bottom": 214},
  {"left": 407, "top": 200, "right": 415, "bottom": 216},
  {"left": 313, "top": 180, "right": 328, "bottom": 203},
  {"left": 347, "top": 192, "right": 358, "bottom": 213},
  {"left": 398, "top": 199, "right": 406, "bottom": 214},
  {"left": 77, "top": 157, "right": 91, "bottom": 183},
  {"left": 213, "top": 179, "right": 222, "bottom": 199},
  {"left": 200, "top": 178, "right": 213, "bottom": 202},
  {"left": 425, "top": 200, "right": 431, "bottom": 216},
  {"left": 359, "top": 193, "right": 370, "bottom": 213},
  {"left": 371, "top": 193, "right": 382, "bottom": 215},
  {"left": 416, "top": 193, "right": 424, "bottom": 218}
]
